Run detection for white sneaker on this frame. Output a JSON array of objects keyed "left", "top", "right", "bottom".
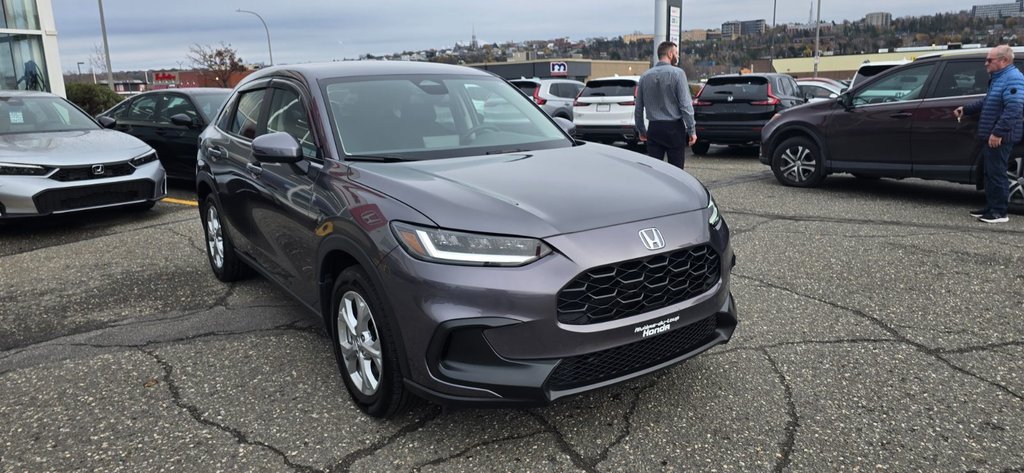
[{"left": 978, "top": 214, "right": 1009, "bottom": 224}]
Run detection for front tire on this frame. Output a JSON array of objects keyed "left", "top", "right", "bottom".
[
  {"left": 771, "top": 136, "right": 826, "bottom": 187},
  {"left": 201, "top": 195, "right": 245, "bottom": 282},
  {"left": 330, "top": 267, "right": 416, "bottom": 418}
]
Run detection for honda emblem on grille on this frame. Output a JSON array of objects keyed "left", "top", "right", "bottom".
[
  {"left": 638, "top": 228, "right": 665, "bottom": 251},
  {"left": 91, "top": 164, "right": 105, "bottom": 175}
]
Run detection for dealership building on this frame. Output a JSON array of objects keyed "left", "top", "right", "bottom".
[{"left": 0, "top": 0, "right": 63, "bottom": 96}]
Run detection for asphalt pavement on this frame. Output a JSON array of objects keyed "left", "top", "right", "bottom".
[{"left": 1, "top": 150, "right": 1022, "bottom": 472}]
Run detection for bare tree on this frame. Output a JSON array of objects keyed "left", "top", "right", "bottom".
[
  {"left": 188, "top": 42, "right": 246, "bottom": 87},
  {"left": 88, "top": 44, "right": 107, "bottom": 75}
]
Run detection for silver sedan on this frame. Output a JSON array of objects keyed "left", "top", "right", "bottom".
[{"left": 0, "top": 91, "right": 166, "bottom": 218}]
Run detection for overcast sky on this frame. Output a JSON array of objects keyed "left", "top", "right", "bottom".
[{"left": 53, "top": 0, "right": 971, "bottom": 73}]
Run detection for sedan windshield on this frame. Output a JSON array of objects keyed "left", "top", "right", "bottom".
[
  {"left": 323, "top": 75, "right": 570, "bottom": 159},
  {"left": 0, "top": 96, "right": 99, "bottom": 134}
]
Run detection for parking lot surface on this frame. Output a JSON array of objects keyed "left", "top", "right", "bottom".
[{"left": 2, "top": 149, "right": 1022, "bottom": 472}]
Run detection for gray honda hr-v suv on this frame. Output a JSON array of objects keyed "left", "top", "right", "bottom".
[{"left": 198, "top": 61, "right": 737, "bottom": 417}]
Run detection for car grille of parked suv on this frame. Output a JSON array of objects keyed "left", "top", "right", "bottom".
[
  {"left": 33, "top": 180, "right": 153, "bottom": 213},
  {"left": 557, "top": 245, "right": 721, "bottom": 325},
  {"left": 546, "top": 314, "right": 719, "bottom": 390},
  {"left": 50, "top": 163, "right": 136, "bottom": 182}
]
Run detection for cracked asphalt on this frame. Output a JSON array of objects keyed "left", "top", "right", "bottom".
[{"left": 2, "top": 150, "right": 1023, "bottom": 472}]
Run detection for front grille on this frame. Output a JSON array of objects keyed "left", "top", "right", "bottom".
[
  {"left": 557, "top": 245, "right": 721, "bottom": 325},
  {"left": 33, "top": 180, "right": 153, "bottom": 214},
  {"left": 50, "top": 163, "right": 136, "bottom": 182},
  {"left": 547, "top": 315, "right": 719, "bottom": 390}
]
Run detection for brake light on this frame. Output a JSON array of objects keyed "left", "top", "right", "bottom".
[
  {"left": 618, "top": 100, "right": 635, "bottom": 106},
  {"left": 693, "top": 99, "right": 713, "bottom": 106},
  {"left": 573, "top": 100, "right": 589, "bottom": 107},
  {"left": 532, "top": 87, "right": 546, "bottom": 105},
  {"left": 751, "top": 83, "right": 781, "bottom": 106}
]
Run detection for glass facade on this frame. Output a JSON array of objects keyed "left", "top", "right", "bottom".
[{"left": 0, "top": 0, "right": 49, "bottom": 92}]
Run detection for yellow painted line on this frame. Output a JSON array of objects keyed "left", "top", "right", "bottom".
[{"left": 161, "top": 197, "right": 199, "bottom": 207}]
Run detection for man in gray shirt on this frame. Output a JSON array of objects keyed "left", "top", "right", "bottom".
[{"left": 635, "top": 41, "right": 697, "bottom": 169}]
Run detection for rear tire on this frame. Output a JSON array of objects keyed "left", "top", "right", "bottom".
[
  {"left": 691, "top": 140, "right": 711, "bottom": 155},
  {"left": 200, "top": 195, "right": 245, "bottom": 282},
  {"left": 1009, "top": 156, "right": 1024, "bottom": 214},
  {"left": 771, "top": 136, "right": 826, "bottom": 187},
  {"left": 329, "top": 267, "right": 417, "bottom": 418}
]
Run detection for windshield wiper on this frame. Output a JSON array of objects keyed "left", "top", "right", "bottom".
[
  {"left": 344, "top": 154, "right": 408, "bottom": 162},
  {"left": 485, "top": 148, "right": 532, "bottom": 155}
]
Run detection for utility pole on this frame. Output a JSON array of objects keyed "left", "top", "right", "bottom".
[
  {"left": 98, "top": 0, "right": 115, "bottom": 91},
  {"left": 812, "top": 0, "right": 822, "bottom": 77},
  {"left": 654, "top": 0, "right": 667, "bottom": 65},
  {"left": 770, "top": 0, "right": 777, "bottom": 65}
]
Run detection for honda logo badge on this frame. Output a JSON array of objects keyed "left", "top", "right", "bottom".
[
  {"left": 639, "top": 228, "right": 665, "bottom": 251},
  {"left": 91, "top": 164, "right": 105, "bottom": 175}
]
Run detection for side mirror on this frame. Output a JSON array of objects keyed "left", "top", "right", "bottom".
[
  {"left": 97, "top": 116, "right": 116, "bottom": 128},
  {"left": 828, "top": 93, "right": 839, "bottom": 100},
  {"left": 839, "top": 93, "right": 853, "bottom": 111},
  {"left": 170, "top": 113, "right": 199, "bottom": 129},
  {"left": 552, "top": 116, "right": 576, "bottom": 136},
  {"left": 251, "top": 132, "right": 303, "bottom": 164}
]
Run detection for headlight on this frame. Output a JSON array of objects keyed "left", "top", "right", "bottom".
[
  {"left": 707, "top": 193, "right": 721, "bottom": 227},
  {"left": 0, "top": 162, "right": 49, "bottom": 176},
  {"left": 131, "top": 151, "right": 158, "bottom": 167},
  {"left": 391, "top": 222, "right": 552, "bottom": 266}
]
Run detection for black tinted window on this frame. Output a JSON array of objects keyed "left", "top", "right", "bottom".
[
  {"left": 932, "top": 61, "right": 988, "bottom": 99},
  {"left": 700, "top": 77, "right": 768, "bottom": 101},
  {"left": 580, "top": 80, "right": 636, "bottom": 97},
  {"left": 162, "top": 95, "right": 198, "bottom": 124},
  {"left": 266, "top": 87, "right": 316, "bottom": 159},
  {"left": 229, "top": 89, "right": 266, "bottom": 139},
  {"left": 127, "top": 95, "right": 158, "bottom": 122},
  {"left": 511, "top": 82, "right": 538, "bottom": 96},
  {"left": 551, "top": 83, "right": 577, "bottom": 98}
]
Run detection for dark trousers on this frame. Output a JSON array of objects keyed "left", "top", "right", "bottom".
[
  {"left": 646, "top": 120, "right": 687, "bottom": 169},
  {"left": 983, "top": 142, "right": 1011, "bottom": 216}
]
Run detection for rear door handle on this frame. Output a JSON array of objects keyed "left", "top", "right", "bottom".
[
  {"left": 246, "top": 162, "right": 263, "bottom": 177},
  {"left": 889, "top": 112, "right": 912, "bottom": 119}
]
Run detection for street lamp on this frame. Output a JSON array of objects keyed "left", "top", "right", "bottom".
[
  {"left": 813, "top": 0, "right": 822, "bottom": 78},
  {"left": 236, "top": 9, "right": 273, "bottom": 66},
  {"left": 76, "top": 61, "right": 84, "bottom": 75}
]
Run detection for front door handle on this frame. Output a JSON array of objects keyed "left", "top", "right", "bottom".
[
  {"left": 889, "top": 112, "right": 912, "bottom": 119},
  {"left": 207, "top": 147, "right": 225, "bottom": 159},
  {"left": 246, "top": 162, "right": 263, "bottom": 177}
]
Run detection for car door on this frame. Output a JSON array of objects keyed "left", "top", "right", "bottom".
[
  {"left": 911, "top": 59, "right": 988, "bottom": 182},
  {"left": 117, "top": 93, "right": 169, "bottom": 163},
  {"left": 247, "top": 79, "right": 323, "bottom": 303},
  {"left": 203, "top": 81, "right": 272, "bottom": 257},
  {"left": 156, "top": 93, "right": 205, "bottom": 178},
  {"left": 826, "top": 63, "right": 936, "bottom": 175}
]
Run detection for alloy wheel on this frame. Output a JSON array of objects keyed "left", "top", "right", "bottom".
[
  {"left": 205, "top": 205, "right": 224, "bottom": 269},
  {"left": 1009, "top": 156, "right": 1024, "bottom": 204},
  {"left": 337, "top": 291, "right": 383, "bottom": 396},
  {"left": 779, "top": 145, "right": 816, "bottom": 183}
]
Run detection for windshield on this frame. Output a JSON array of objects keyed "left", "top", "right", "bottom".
[
  {"left": 0, "top": 96, "right": 99, "bottom": 134},
  {"left": 323, "top": 75, "right": 569, "bottom": 160},
  {"left": 191, "top": 92, "right": 231, "bottom": 121}
]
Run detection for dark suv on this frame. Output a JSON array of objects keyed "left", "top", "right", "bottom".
[
  {"left": 760, "top": 48, "right": 1024, "bottom": 212},
  {"left": 692, "top": 73, "right": 805, "bottom": 155},
  {"left": 198, "top": 62, "right": 737, "bottom": 417}
]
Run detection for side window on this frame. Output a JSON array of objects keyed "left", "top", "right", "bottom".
[
  {"left": 106, "top": 99, "right": 130, "bottom": 120},
  {"left": 229, "top": 89, "right": 266, "bottom": 139},
  {"left": 932, "top": 61, "right": 989, "bottom": 99},
  {"left": 266, "top": 87, "right": 317, "bottom": 159},
  {"left": 800, "top": 84, "right": 833, "bottom": 99},
  {"left": 551, "top": 83, "right": 571, "bottom": 98},
  {"left": 162, "top": 95, "right": 199, "bottom": 124},
  {"left": 853, "top": 64, "right": 935, "bottom": 106},
  {"left": 126, "top": 95, "right": 159, "bottom": 122},
  {"left": 216, "top": 94, "right": 239, "bottom": 131}
]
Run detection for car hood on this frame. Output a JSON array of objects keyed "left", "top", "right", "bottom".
[
  {"left": 350, "top": 144, "right": 709, "bottom": 238},
  {"left": 0, "top": 130, "right": 151, "bottom": 166}
]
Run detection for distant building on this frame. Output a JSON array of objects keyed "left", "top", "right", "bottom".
[
  {"left": 971, "top": 1, "right": 1024, "bottom": 19},
  {"left": 622, "top": 33, "right": 654, "bottom": 44},
  {"left": 740, "top": 19, "right": 767, "bottom": 35},
  {"left": 786, "top": 21, "right": 833, "bottom": 33},
  {"left": 864, "top": 12, "right": 892, "bottom": 28},
  {"left": 705, "top": 29, "right": 722, "bottom": 41},
  {"left": 681, "top": 29, "right": 707, "bottom": 41},
  {"left": 721, "top": 21, "right": 741, "bottom": 39}
]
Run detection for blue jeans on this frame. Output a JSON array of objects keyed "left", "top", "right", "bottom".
[{"left": 983, "top": 141, "right": 1012, "bottom": 216}]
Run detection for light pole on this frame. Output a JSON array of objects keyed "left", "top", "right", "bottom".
[
  {"left": 98, "top": 0, "right": 115, "bottom": 91},
  {"left": 813, "top": 0, "right": 822, "bottom": 77},
  {"left": 76, "top": 61, "right": 84, "bottom": 76},
  {"left": 770, "top": 0, "right": 777, "bottom": 64},
  {"left": 236, "top": 9, "right": 273, "bottom": 66}
]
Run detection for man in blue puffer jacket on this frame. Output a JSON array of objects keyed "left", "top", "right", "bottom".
[{"left": 954, "top": 45, "right": 1024, "bottom": 224}]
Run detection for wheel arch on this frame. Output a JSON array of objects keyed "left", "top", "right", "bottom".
[{"left": 767, "top": 124, "right": 830, "bottom": 169}]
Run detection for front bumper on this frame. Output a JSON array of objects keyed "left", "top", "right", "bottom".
[
  {"left": 379, "top": 209, "right": 736, "bottom": 406},
  {"left": 0, "top": 161, "right": 166, "bottom": 218}
]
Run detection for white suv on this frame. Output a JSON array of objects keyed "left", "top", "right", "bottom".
[
  {"left": 509, "top": 78, "right": 584, "bottom": 121},
  {"left": 572, "top": 76, "right": 646, "bottom": 145}
]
